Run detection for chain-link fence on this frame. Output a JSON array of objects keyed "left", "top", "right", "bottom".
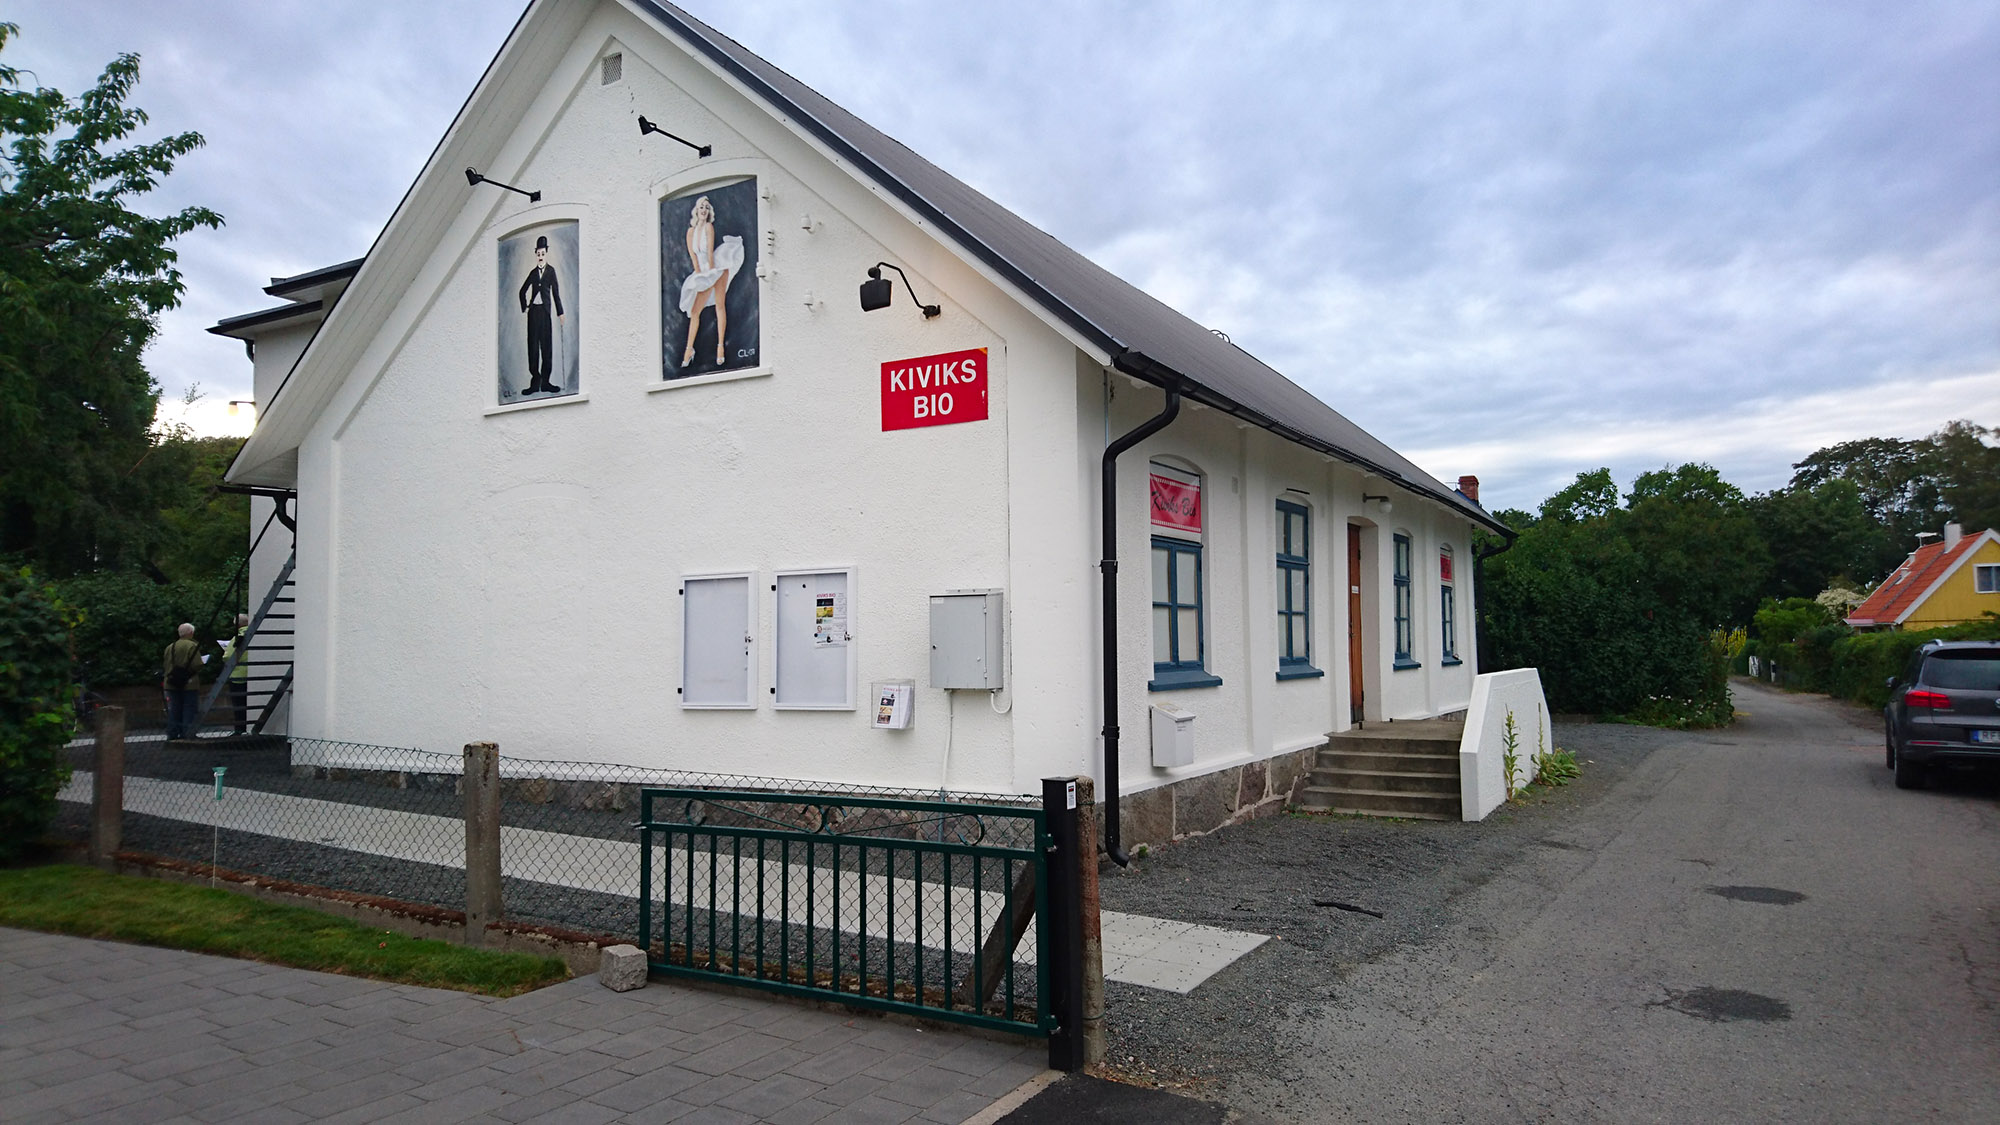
[{"left": 54, "top": 735, "right": 1042, "bottom": 957}]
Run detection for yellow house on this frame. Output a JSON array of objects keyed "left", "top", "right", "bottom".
[{"left": 1845, "top": 523, "right": 2000, "bottom": 630}]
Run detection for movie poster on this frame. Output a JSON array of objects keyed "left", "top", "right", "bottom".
[
  {"left": 661, "top": 178, "right": 760, "bottom": 380},
  {"left": 497, "top": 220, "right": 581, "bottom": 403}
]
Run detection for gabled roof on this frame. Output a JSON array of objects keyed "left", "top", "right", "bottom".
[
  {"left": 228, "top": 0, "right": 1506, "bottom": 534},
  {"left": 1846, "top": 528, "right": 1999, "bottom": 626}
]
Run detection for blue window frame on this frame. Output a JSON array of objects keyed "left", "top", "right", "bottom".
[
  {"left": 1440, "top": 571, "right": 1460, "bottom": 667},
  {"left": 1393, "top": 533, "right": 1420, "bottom": 669},
  {"left": 1276, "top": 500, "right": 1321, "bottom": 680},
  {"left": 1151, "top": 536, "right": 1221, "bottom": 690}
]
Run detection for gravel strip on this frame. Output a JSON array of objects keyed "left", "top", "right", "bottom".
[{"left": 1094, "top": 718, "right": 1691, "bottom": 1090}]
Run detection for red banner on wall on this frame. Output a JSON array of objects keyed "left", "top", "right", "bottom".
[
  {"left": 1149, "top": 473, "right": 1202, "bottom": 534},
  {"left": 1440, "top": 549, "right": 1454, "bottom": 583},
  {"left": 881, "top": 348, "right": 988, "bottom": 431}
]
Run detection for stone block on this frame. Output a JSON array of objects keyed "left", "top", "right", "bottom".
[
  {"left": 1269, "top": 747, "right": 1316, "bottom": 805},
  {"left": 598, "top": 944, "right": 647, "bottom": 992},
  {"left": 1172, "top": 766, "right": 1240, "bottom": 838},
  {"left": 1121, "top": 786, "right": 1174, "bottom": 851},
  {"left": 1236, "top": 759, "right": 1268, "bottom": 809}
]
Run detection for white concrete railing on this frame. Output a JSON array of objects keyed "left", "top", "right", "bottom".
[{"left": 1458, "top": 668, "right": 1553, "bottom": 822}]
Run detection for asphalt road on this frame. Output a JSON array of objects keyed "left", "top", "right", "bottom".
[{"left": 1249, "top": 680, "right": 2000, "bottom": 1122}]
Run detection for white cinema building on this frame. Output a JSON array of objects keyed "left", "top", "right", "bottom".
[{"left": 213, "top": 0, "right": 1509, "bottom": 849}]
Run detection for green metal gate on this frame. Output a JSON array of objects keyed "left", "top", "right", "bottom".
[{"left": 637, "top": 786, "right": 1074, "bottom": 1044}]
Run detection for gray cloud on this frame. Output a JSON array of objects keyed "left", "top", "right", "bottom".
[{"left": 9, "top": 0, "right": 1994, "bottom": 510}]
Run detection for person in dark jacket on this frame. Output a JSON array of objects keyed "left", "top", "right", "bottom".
[{"left": 518, "top": 236, "right": 565, "bottom": 394}]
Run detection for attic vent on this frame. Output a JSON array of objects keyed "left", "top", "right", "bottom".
[{"left": 600, "top": 53, "right": 622, "bottom": 85}]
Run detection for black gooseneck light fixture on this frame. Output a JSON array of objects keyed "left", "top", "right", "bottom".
[
  {"left": 859, "top": 262, "right": 941, "bottom": 318},
  {"left": 638, "top": 116, "right": 712, "bottom": 158},
  {"left": 464, "top": 168, "right": 540, "bottom": 203}
]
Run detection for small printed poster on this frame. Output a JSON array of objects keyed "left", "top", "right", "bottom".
[
  {"left": 813, "top": 591, "right": 848, "bottom": 647},
  {"left": 1440, "top": 549, "right": 1454, "bottom": 583}
]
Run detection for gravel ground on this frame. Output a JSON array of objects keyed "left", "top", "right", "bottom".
[{"left": 1094, "top": 717, "right": 1696, "bottom": 1091}]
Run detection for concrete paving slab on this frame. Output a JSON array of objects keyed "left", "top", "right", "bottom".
[{"left": 1, "top": 926, "right": 1058, "bottom": 1124}]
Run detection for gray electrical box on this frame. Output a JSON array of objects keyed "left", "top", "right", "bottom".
[{"left": 929, "top": 590, "right": 1004, "bottom": 690}]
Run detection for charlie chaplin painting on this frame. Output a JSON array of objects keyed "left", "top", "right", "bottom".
[
  {"left": 661, "top": 177, "right": 759, "bottom": 380},
  {"left": 497, "top": 220, "right": 580, "bottom": 403}
]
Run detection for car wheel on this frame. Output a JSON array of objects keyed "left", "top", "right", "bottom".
[{"left": 1894, "top": 748, "right": 1928, "bottom": 790}]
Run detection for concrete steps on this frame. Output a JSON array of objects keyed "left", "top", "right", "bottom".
[{"left": 1299, "top": 719, "right": 1464, "bottom": 820}]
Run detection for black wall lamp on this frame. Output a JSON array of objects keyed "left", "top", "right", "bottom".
[
  {"left": 638, "top": 116, "right": 711, "bottom": 158},
  {"left": 860, "top": 262, "right": 940, "bottom": 318},
  {"left": 464, "top": 168, "right": 539, "bottom": 203},
  {"left": 1362, "top": 493, "right": 1394, "bottom": 515}
]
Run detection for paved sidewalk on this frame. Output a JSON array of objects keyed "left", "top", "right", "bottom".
[{"left": 0, "top": 927, "right": 1047, "bottom": 1124}]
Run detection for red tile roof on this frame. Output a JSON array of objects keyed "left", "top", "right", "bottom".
[{"left": 1846, "top": 531, "right": 1988, "bottom": 626}]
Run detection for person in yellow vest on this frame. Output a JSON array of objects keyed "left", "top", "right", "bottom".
[{"left": 224, "top": 613, "right": 251, "bottom": 735}]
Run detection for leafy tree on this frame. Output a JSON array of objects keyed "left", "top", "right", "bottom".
[
  {"left": 0, "top": 24, "right": 221, "bottom": 576},
  {"left": 1624, "top": 464, "right": 1768, "bottom": 628},
  {"left": 149, "top": 433, "right": 249, "bottom": 584},
  {"left": 1481, "top": 465, "right": 1745, "bottom": 723},
  {"left": 1787, "top": 420, "right": 2000, "bottom": 580},
  {"left": 0, "top": 567, "right": 75, "bottom": 861},
  {"left": 1747, "top": 477, "right": 1879, "bottom": 601}
]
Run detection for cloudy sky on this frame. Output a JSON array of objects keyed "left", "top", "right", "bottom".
[{"left": 9, "top": 0, "right": 1995, "bottom": 512}]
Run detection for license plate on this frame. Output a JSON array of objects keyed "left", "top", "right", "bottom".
[{"left": 1973, "top": 730, "right": 2000, "bottom": 745}]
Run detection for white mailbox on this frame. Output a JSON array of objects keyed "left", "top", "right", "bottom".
[
  {"left": 929, "top": 590, "right": 1004, "bottom": 690},
  {"left": 1150, "top": 702, "right": 1195, "bottom": 767}
]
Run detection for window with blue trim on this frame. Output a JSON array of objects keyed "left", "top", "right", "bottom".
[
  {"left": 1276, "top": 499, "right": 1321, "bottom": 679},
  {"left": 1393, "top": 532, "right": 1419, "bottom": 669},
  {"left": 1440, "top": 545, "right": 1459, "bottom": 665},
  {"left": 1151, "top": 536, "right": 1220, "bottom": 689}
]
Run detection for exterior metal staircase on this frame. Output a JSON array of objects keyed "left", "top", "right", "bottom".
[
  {"left": 1298, "top": 719, "right": 1465, "bottom": 820},
  {"left": 194, "top": 491, "right": 297, "bottom": 737}
]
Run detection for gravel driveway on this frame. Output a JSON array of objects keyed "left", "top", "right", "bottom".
[
  {"left": 1096, "top": 716, "right": 1681, "bottom": 1090},
  {"left": 1097, "top": 683, "right": 2000, "bottom": 1123}
]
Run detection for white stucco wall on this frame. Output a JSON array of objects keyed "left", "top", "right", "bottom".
[
  {"left": 1458, "top": 668, "right": 1552, "bottom": 821},
  {"left": 269, "top": 0, "right": 1488, "bottom": 800}
]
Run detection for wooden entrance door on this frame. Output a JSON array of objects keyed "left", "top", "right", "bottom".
[{"left": 1347, "top": 525, "right": 1364, "bottom": 724}]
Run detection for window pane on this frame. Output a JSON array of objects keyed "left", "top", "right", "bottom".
[
  {"left": 1275, "top": 568, "right": 1289, "bottom": 611},
  {"left": 1177, "top": 609, "right": 1200, "bottom": 658},
  {"left": 1290, "top": 568, "right": 1307, "bottom": 609},
  {"left": 1292, "top": 512, "right": 1308, "bottom": 555},
  {"left": 1153, "top": 606, "right": 1171, "bottom": 662},
  {"left": 1291, "top": 616, "right": 1309, "bottom": 661},
  {"left": 1152, "top": 546, "right": 1170, "bottom": 599}
]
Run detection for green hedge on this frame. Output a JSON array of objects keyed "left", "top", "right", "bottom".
[
  {"left": 1, "top": 569, "right": 77, "bottom": 861},
  {"left": 1827, "top": 620, "right": 2000, "bottom": 710},
  {"left": 49, "top": 568, "right": 238, "bottom": 687}
]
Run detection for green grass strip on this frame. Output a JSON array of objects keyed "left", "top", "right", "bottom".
[{"left": 0, "top": 865, "right": 569, "bottom": 996}]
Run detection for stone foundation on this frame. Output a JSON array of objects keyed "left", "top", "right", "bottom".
[{"left": 1117, "top": 743, "right": 1323, "bottom": 852}]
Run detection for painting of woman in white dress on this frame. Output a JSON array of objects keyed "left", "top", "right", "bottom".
[{"left": 661, "top": 178, "right": 760, "bottom": 380}]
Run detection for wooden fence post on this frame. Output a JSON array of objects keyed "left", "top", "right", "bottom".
[
  {"left": 463, "top": 741, "right": 503, "bottom": 945},
  {"left": 89, "top": 706, "right": 126, "bottom": 867}
]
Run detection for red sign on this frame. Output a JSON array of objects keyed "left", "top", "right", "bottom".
[
  {"left": 1149, "top": 473, "right": 1202, "bottom": 534},
  {"left": 881, "top": 348, "right": 988, "bottom": 431},
  {"left": 1440, "top": 549, "right": 1454, "bottom": 583}
]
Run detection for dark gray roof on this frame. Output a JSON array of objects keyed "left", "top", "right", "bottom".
[
  {"left": 207, "top": 299, "right": 324, "bottom": 338},
  {"left": 637, "top": 2, "right": 1504, "bottom": 534},
  {"left": 264, "top": 257, "right": 364, "bottom": 298}
]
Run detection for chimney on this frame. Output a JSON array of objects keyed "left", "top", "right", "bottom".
[
  {"left": 1944, "top": 522, "right": 1963, "bottom": 550},
  {"left": 1457, "top": 475, "right": 1480, "bottom": 505}
]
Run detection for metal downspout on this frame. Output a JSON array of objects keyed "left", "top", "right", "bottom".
[{"left": 1099, "top": 382, "right": 1181, "bottom": 866}]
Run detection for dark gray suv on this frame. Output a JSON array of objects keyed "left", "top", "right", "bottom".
[{"left": 1884, "top": 640, "right": 2000, "bottom": 789}]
